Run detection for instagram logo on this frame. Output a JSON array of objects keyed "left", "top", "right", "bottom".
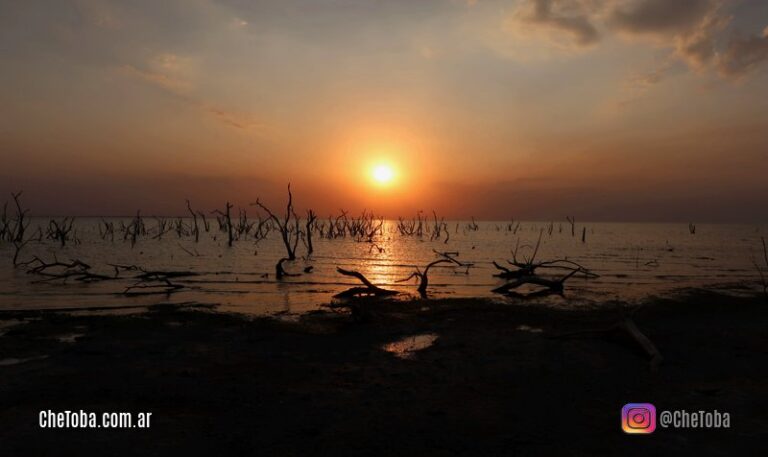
[{"left": 622, "top": 403, "right": 656, "bottom": 434}]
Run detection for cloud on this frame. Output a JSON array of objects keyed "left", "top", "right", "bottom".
[
  {"left": 207, "top": 108, "right": 268, "bottom": 131},
  {"left": 609, "top": 0, "right": 716, "bottom": 35},
  {"left": 675, "top": 12, "right": 730, "bottom": 70},
  {"left": 510, "top": 0, "right": 768, "bottom": 81},
  {"left": 608, "top": 0, "right": 731, "bottom": 71},
  {"left": 120, "top": 53, "right": 196, "bottom": 95},
  {"left": 616, "top": 58, "right": 673, "bottom": 107},
  {"left": 120, "top": 53, "right": 269, "bottom": 133},
  {"left": 512, "top": 0, "right": 602, "bottom": 47},
  {"left": 717, "top": 28, "right": 768, "bottom": 79},
  {"left": 75, "top": 0, "right": 123, "bottom": 30}
]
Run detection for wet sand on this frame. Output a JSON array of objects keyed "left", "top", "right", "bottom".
[{"left": 1, "top": 290, "right": 766, "bottom": 456}]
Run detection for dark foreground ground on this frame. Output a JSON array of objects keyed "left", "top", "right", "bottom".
[{"left": 1, "top": 290, "right": 767, "bottom": 456}]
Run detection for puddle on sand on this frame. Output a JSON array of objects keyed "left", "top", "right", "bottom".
[
  {"left": 383, "top": 333, "right": 439, "bottom": 360},
  {"left": 516, "top": 325, "right": 544, "bottom": 333},
  {"left": 56, "top": 333, "right": 85, "bottom": 343},
  {"left": 0, "top": 355, "right": 49, "bottom": 366}
]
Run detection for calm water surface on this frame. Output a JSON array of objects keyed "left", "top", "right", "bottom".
[{"left": 0, "top": 219, "right": 764, "bottom": 314}]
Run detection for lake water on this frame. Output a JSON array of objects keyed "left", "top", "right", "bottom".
[{"left": 0, "top": 218, "right": 765, "bottom": 314}]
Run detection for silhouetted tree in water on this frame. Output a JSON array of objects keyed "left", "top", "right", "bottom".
[
  {"left": 186, "top": 200, "right": 200, "bottom": 242},
  {"left": 398, "top": 251, "right": 469, "bottom": 298},
  {"left": 252, "top": 184, "right": 301, "bottom": 260},
  {"left": 305, "top": 209, "right": 317, "bottom": 256},
  {"left": 213, "top": 202, "right": 234, "bottom": 247},
  {"left": 46, "top": 217, "right": 77, "bottom": 247},
  {"left": 1, "top": 192, "right": 37, "bottom": 266}
]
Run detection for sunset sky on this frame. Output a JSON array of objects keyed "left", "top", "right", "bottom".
[{"left": 1, "top": 0, "right": 767, "bottom": 221}]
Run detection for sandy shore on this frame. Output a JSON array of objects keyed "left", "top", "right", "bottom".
[{"left": 1, "top": 290, "right": 766, "bottom": 456}]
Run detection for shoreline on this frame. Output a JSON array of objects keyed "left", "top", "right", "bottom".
[{"left": 1, "top": 290, "right": 766, "bottom": 455}]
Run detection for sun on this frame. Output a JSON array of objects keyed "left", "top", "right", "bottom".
[{"left": 371, "top": 164, "right": 395, "bottom": 185}]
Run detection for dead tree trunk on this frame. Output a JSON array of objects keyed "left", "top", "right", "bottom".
[
  {"left": 9, "top": 192, "right": 29, "bottom": 243},
  {"left": 398, "top": 252, "right": 467, "bottom": 298},
  {"left": 213, "top": 203, "right": 234, "bottom": 247},
  {"left": 305, "top": 209, "right": 317, "bottom": 256},
  {"left": 252, "top": 184, "right": 301, "bottom": 260},
  {"left": 186, "top": 200, "right": 200, "bottom": 242},
  {"left": 12, "top": 239, "right": 31, "bottom": 267}
]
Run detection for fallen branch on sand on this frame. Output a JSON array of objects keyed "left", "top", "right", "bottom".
[
  {"left": 550, "top": 317, "right": 663, "bottom": 371},
  {"left": 333, "top": 267, "right": 397, "bottom": 299}
]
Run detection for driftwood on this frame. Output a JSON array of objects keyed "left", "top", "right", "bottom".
[
  {"left": 123, "top": 279, "right": 185, "bottom": 296},
  {"left": 107, "top": 263, "right": 141, "bottom": 277},
  {"left": 134, "top": 270, "right": 197, "bottom": 281},
  {"left": 492, "top": 263, "right": 588, "bottom": 296},
  {"left": 122, "top": 269, "right": 194, "bottom": 296},
  {"left": 492, "top": 270, "right": 578, "bottom": 296},
  {"left": 492, "top": 261, "right": 535, "bottom": 279},
  {"left": 368, "top": 243, "right": 385, "bottom": 254},
  {"left": 397, "top": 251, "right": 469, "bottom": 298},
  {"left": 493, "top": 259, "right": 597, "bottom": 280},
  {"left": 621, "top": 318, "right": 663, "bottom": 371},
  {"left": 334, "top": 267, "right": 397, "bottom": 299},
  {"left": 275, "top": 257, "right": 301, "bottom": 280},
  {"left": 21, "top": 256, "right": 197, "bottom": 293},
  {"left": 24, "top": 257, "right": 113, "bottom": 283},
  {"left": 551, "top": 318, "right": 663, "bottom": 371},
  {"left": 493, "top": 230, "right": 597, "bottom": 296}
]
